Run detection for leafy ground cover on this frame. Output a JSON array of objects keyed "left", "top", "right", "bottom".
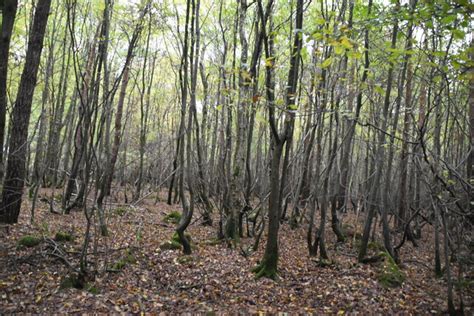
[{"left": 0, "top": 190, "right": 471, "bottom": 314}]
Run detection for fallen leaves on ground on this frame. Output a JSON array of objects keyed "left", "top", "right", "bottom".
[{"left": 0, "top": 189, "right": 472, "bottom": 314}]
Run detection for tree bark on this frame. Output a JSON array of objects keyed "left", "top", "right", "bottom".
[
  {"left": 0, "top": 0, "right": 52, "bottom": 224},
  {"left": 0, "top": 0, "right": 18, "bottom": 179}
]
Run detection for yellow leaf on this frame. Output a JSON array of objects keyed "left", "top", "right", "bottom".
[
  {"left": 265, "top": 57, "right": 275, "bottom": 68},
  {"left": 241, "top": 70, "right": 252, "bottom": 81}
]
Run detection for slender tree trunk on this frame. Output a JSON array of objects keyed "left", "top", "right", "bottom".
[
  {"left": 359, "top": 0, "right": 399, "bottom": 261},
  {"left": 254, "top": 0, "right": 302, "bottom": 279},
  {"left": 45, "top": 18, "right": 71, "bottom": 187},
  {"left": 175, "top": 0, "right": 194, "bottom": 255}
]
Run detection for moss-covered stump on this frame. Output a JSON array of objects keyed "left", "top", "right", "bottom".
[
  {"left": 17, "top": 235, "right": 41, "bottom": 248},
  {"left": 54, "top": 231, "right": 74, "bottom": 242},
  {"left": 163, "top": 211, "right": 182, "bottom": 224},
  {"left": 377, "top": 251, "right": 405, "bottom": 288}
]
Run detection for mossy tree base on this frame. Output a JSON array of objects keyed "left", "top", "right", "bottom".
[
  {"left": 252, "top": 262, "right": 278, "bottom": 280},
  {"left": 377, "top": 251, "right": 405, "bottom": 288}
]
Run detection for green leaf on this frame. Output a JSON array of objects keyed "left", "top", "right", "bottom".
[
  {"left": 347, "top": 51, "right": 362, "bottom": 59},
  {"left": 441, "top": 15, "right": 456, "bottom": 24},
  {"left": 321, "top": 57, "right": 333, "bottom": 68},
  {"left": 451, "top": 29, "right": 465, "bottom": 40},
  {"left": 315, "top": 17, "right": 326, "bottom": 25},
  {"left": 374, "top": 85, "right": 385, "bottom": 95},
  {"left": 335, "top": 46, "right": 345, "bottom": 55}
]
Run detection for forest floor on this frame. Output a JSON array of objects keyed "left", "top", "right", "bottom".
[{"left": 0, "top": 188, "right": 472, "bottom": 314}]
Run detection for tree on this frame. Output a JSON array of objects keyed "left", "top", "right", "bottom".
[
  {"left": 253, "top": 0, "right": 303, "bottom": 279},
  {"left": 0, "top": 0, "right": 52, "bottom": 224},
  {"left": 0, "top": 0, "right": 18, "bottom": 179}
]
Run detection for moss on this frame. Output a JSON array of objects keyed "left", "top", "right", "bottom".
[
  {"left": 18, "top": 235, "right": 41, "bottom": 248},
  {"left": 176, "top": 255, "right": 194, "bottom": 264},
  {"left": 316, "top": 258, "right": 334, "bottom": 267},
  {"left": 368, "top": 241, "right": 384, "bottom": 252},
  {"left": 252, "top": 252, "right": 279, "bottom": 280},
  {"left": 60, "top": 276, "right": 82, "bottom": 289},
  {"left": 252, "top": 262, "right": 278, "bottom": 280},
  {"left": 455, "top": 278, "right": 474, "bottom": 290},
  {"left": 86, "top": 284, "right": 100, "bottom": 295},
  {"left": 377, "top": 251, "right": 405, "bottom": 288},
  {"left": 124, "top": 249, "right": 137, "bottom": 264},
  {"left": 160, "top": 232, "right": 195, "bottom": 251},
  {"left": 163, "top": 211, "right": 182, "bottom": 224},
  {"left": 202, "top": 238, "right": 222, "bottom": 246},
  {"left": 159, "top": 240, "right": 182, "bottom": 250},
  {"left": 110, "top": 249, "right": 137, "bottom": 270},
  {"left": 60, "top": 276, "right": 99, "bottom": 294},
  {"left": 111, "top": 259, "right": 127, "bottom": 270},
  {"left": 54, "top": 231, "right": 74, "bottom": 242},
  {"left": 114, "top": 207, "right": 129, "bottom": 217},
  {"left": 172, "top": 231, "right": 192, "bottom": 244}
]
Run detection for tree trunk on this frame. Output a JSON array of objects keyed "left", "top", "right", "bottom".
[
  {"left": 0, "top": 0, "right": 18, "bottom": 179},
  {"left": 0, "top": 0, "right": 51, "bottom": 224}
]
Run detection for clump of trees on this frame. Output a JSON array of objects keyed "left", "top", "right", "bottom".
[{"left": 0, "top": 0, "right": 472, "bottom": 314}]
